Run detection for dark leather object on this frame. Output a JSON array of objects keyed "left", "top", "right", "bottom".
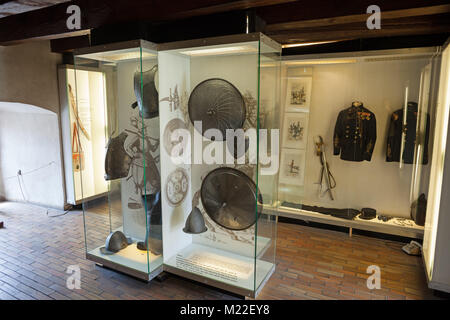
[
  {"left": 137, "top": 192, "right": 163, "bottom": 255},
  {"left": 283, "top": 202, "right": 359, "bottom": 220},
  {"left": 359, "top": 208, "right": 376, "bottom": 220},
  {"left": 183, "top": 207, "right": 207, "bottom": 234},
  {"left": 201, "top": 167, "right": 263, "bottom": 230},
  {"left": 411, "top": 193, "right": 427, "bottom": 226},
  {"left": 188, "top": 78, "right": 246, "bottom": 141},
  {"left": 104, "top": 132, "right": 132, "bottom": 181},
  {"left": 132, "top": 65, "right": 159, "bottom": 119}
]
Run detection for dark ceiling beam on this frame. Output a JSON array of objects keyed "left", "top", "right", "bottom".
[
  {"left": 255, "top": 0, "right": 450, "bottom": 24},
  {"left": 0, "top": 0, "right": 294, "bottom": 45},
  {"left": 1, "top": 0, "right": 449, "bottom": 46},
  {"left": 267, "top": 4, "right": 450, "bottom": 32},
  {"left": 269, "top": 13, "right": 450, "bottom": 44},
  {"left": 50, "top": 33, "right": 89, "bottom": 52}
]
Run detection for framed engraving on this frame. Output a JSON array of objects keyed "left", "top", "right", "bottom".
[
  {"left": 285, "top": 77, "right": 312, "bottom": 112},
  {"left": 282, "top": 113, "right": 309, "bottom": 149},
  {"left": 279, "top": 149, "right": 306, "bottom": 186}
]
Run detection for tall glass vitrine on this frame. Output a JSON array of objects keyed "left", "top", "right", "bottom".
[
  {"left": 277, "top": 47, "right": 442, "bottom": 239},
  {"left": 74, "top": 40, "right": 163, "bottom": 281},
  {"left": 158, "top": 33, "right": 281, "bottom": 297}
]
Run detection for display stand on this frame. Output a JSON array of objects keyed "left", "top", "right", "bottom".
[
  {"left": 270, "top": 205, "right": 424, "bottom": 239},
  {"left": 74, "top": 40, "right": 163, "bottom": 281},
  {"left": 158, "top": 33, "right": 281, "bottom": 297}
]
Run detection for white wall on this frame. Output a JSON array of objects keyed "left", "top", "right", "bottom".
[
  {"left": 0, "top": 41, "right": 64, "bottom": 208},
  {"left": 0, "top": 106, "right": 64, "bottom": 208}
]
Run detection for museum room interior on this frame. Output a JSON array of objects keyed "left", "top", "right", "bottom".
[{"left": 0, "top": 0, "right": 449, "bottom": 301}]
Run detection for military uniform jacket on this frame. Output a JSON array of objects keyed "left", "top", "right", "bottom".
[
  {"left": 333, "top": 104, "right": 377, "bottom": 162},
  {"left": 386, "top": 102, "right": 429, "bottom": 164}
]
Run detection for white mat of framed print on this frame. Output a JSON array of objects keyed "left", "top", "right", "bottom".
[
  {"left": 279, "top": 149, "right": 305, "bottom": 186},
  {"left": 285, "top": 77, "right": 312, "bottom": 112},
  {"left": 282, "top": 112, "right": 308, "bottom": 149}
]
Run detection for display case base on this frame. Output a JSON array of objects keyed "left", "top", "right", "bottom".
[
  {"left": 86, "top": 248, "right": 163, "bottom": 282},
  {"left": 269, "top": 205, "right": 424, "bottom": 239},
  {"left": 163, "top": 243, "right": 275, "bottom": 298}
]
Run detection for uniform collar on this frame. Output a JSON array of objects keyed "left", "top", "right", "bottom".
[{"left": 407, "top": 102, "right": 418, "bottom": 112}]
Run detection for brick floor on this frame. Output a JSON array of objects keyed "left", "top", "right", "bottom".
[{"left": 0, "top": 201, "right": 437, "bottom": 300}]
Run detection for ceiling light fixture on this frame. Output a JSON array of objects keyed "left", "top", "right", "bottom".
[
  {"left": 282, "top": 40, "right": 340, "bottom": 49},
  {"left": 179, "top": 45, "right": 257, "bottom": 57},
  {"left": 283, "top": 59, "right": 357, "bottom": 66}
]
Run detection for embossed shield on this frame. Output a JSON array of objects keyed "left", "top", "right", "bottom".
[
  {"left": 188, "top": 78, "right": 246, "bottom": 141},
  {"left": 200, "top": 167, "right": 262, "bottom": 230}
]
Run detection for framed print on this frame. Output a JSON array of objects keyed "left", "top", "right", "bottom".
[
  {"left": 279, "top": 149, "right": 306, "bottom": 186},
  {"left": 282, "top": 112, "right": 308, "bottom": 149},
  {"left": 285, "top": 77, "right": 312, "bottom": 112}
]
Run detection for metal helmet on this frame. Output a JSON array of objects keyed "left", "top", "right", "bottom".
[
  {"left": 183, "top": 207, "right": 207, "bottom": 234},
  {"left": 100, "top": 231, "right": 130, "bottom": 255}
]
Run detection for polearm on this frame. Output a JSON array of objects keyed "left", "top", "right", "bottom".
[{"left": 314, "top": 135, "right": 336, "bottom": 200}]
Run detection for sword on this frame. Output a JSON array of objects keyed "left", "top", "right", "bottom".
[{"left": 314, "top": 135, "right": 336, "bottom": 200}]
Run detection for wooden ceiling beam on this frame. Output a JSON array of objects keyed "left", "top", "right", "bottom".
[
  {"left": 0, "top": 0, "right": 294, "bottom": 44},
  {"left": 269, "top": 14, "right": 450, "bottom": 44},
  {"left": 0, "top": 0, "right": 449, "bottom": 46},
  {"left": 256, "top": 0, "right": 450, "bottom": 24},
  {"left": 267, "top": 4, "right": 450, "bottom": 32}
]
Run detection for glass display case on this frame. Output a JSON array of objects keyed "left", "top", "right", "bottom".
[
  {"left": 277, "top": 47, "right": 443, "bottom": 238},
  {"left": 74, "top": 40, "right": 163, "bottom": 281},
  {"left": 158, "top": 33, "right": 281, "bottom": 297},
  {"left": 423, "top": 39, "right": 450, "bottom": 293},
  {"left": 58, "top": 65, "right": 109, "bottom": 205}
]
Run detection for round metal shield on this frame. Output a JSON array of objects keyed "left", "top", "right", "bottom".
[
  {"left": 200, "top": 167, "right": 262, "bottom": 231},
  {"left": 188, "top": 78, "right": 246, "bottom": 141}
]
